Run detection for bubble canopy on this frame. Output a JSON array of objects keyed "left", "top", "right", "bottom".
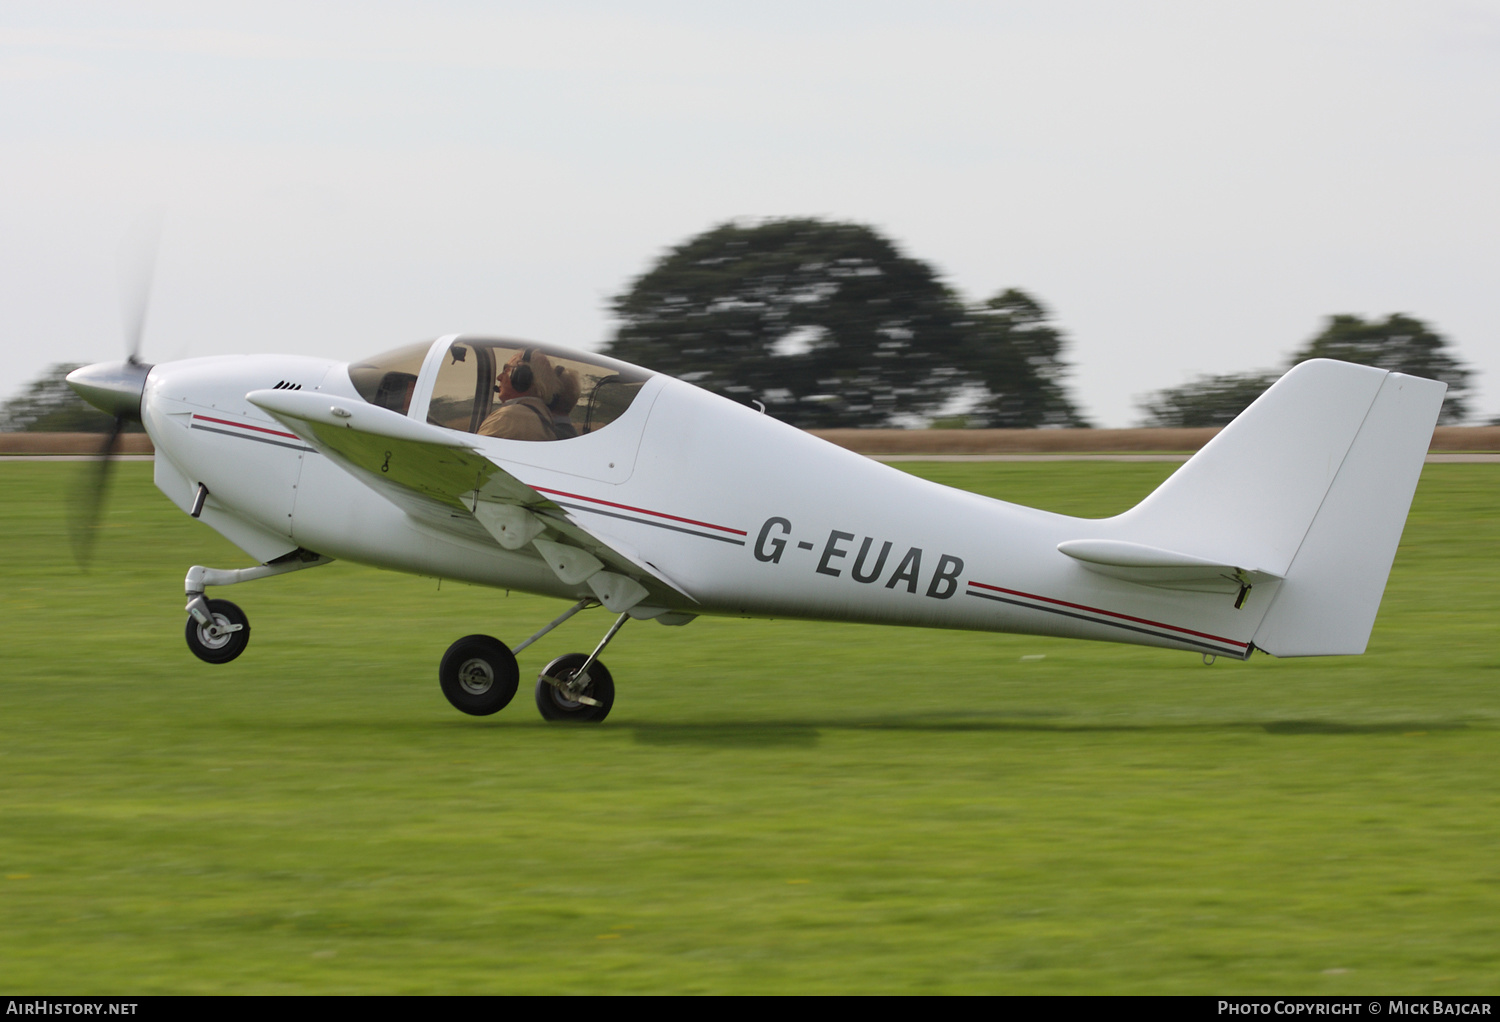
[{"left": 348, "top": 338, "right": 654, "bottom": 441}]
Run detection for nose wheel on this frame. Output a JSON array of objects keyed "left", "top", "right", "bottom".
[
  {"left": 184, "top": 598, "right": 250, "bottom": 664},
  {"left": 179, "top": 553, "right": 329, "bottom": 665}
]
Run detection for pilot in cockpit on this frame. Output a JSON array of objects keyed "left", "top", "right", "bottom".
[{"left": 477, "top": 349, "right": 562, "bottom": 441}]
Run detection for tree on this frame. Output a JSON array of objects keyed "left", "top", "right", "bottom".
[
  {"left": 0, "top": 363, "right": 133, "bottom": 433},
  {"left": 1135, "top": 370, "right": 1280, "bottom": 428},
  {"left": 1290, "top": 314, "right": 1472, "bottom": 424},
  {"left": 962, "top": 289, "right": 1089, "bottom": 427},
  {"left": 1137, "top": 312, "right": 1476, "bottom": 427},
  {"left": 607, "top": 219, "right": 970, "bottom": 428}
]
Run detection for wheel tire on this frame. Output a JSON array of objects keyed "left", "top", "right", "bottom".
[
  {"left": 439, "top": 635, "right": 519, "bottom": 716},
  {"left": 535, "top": 653, "right": 614, "bottom": 723},
  {"left": 184, "top": 599, "right": 251, "bottom": 664}
]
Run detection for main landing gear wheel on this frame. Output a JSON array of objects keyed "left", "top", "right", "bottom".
[
  {"left": 535, "top": 653, "right": 615, "bottom": 723},
  {"left": 439, "top": 635, "right": 520, "bottom": 716},
  {"left": 184, "top": 598, "right": 250, "bottom": 664}
]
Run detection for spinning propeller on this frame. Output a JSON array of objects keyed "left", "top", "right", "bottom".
[{"left": 67, "top": 214, "right": 162, "bottom": 568}]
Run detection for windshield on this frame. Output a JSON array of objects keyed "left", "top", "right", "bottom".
[
  {"left": 347, "top": 340, "right": 432, "bottom": 415},
  {"left": 425, "top": 338, "right": 653, "bottom": 441}
]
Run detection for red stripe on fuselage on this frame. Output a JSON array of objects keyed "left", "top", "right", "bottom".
[
  {"left": 191, "top": 414, "right": 301, "bottom": 441},
  {"left": 966, "top": 580, "right": 1248, "bottom": 649},
  {"left": 529, "top": 486, "right": 747, "bottom": 536}
]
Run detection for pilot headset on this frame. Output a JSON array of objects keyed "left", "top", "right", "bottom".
[{"left": 511, "top": 349, "right": 535, "bottom": 392}]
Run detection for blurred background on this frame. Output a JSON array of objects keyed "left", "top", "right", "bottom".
[{"left": 2, "top": 0, "right": 1497, "bottom": 427}]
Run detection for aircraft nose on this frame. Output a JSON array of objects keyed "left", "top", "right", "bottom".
[{"left": 66, "top": 360, "right": 153, "bottom": 421}]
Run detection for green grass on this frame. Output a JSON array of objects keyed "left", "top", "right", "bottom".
[{"left": 1, "top": 461, "right": 1497, "bottom": 993}]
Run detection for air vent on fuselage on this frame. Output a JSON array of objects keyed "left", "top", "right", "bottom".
[{"left": 271, "top": 381, "right": 303, "bottom": 391}]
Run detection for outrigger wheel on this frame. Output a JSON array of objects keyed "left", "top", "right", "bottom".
[
  {"left": 184, "top": 598, "right": 250, "bottom": 664},
  {"left": 439, "top": 634, "right": 520, "bottom": 716},
  {"left": 535, "top": 653, "right": 615, "bottom": 723}
]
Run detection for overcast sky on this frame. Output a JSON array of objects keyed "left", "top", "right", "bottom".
[{"left": 3, "top": 0, "right": 1497, "bottom": 426}]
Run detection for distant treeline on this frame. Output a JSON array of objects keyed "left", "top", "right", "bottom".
[{"left": 2, "top": 219, "right": 1482, "bottom": 432}]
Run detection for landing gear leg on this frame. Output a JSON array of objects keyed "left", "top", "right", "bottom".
[
  {"left": 181, "top": 550, "right": 330, "bottom": 664},
  {"left": 534, "top": 612, "right": 629, "bottom": 723},
  {"left": 513, "top": 598, "right": 596, "bottom": 655}
]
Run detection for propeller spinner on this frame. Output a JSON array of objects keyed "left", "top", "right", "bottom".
[{"left": 66, "top": 359, "right": 152, "bottom": 421}]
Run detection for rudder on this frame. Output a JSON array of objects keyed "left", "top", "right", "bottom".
[{"left": 1250, "top": 370, "right": 1445, "bottom": 655}]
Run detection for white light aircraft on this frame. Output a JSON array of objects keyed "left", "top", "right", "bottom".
[{"left": 67, "top": 336, "right": 1445, "bottom": 722}]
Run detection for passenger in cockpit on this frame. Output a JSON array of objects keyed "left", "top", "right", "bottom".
[
  {"left": 550, "top": 365, "right": 581, "bottom": 439},
  {"left": 477, "top": 349, "right": 561, "bottom": 441}
]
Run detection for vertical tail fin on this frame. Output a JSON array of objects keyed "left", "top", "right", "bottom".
[{"left": 1111, "top": 359, "right": 1444, "bottom": 656}]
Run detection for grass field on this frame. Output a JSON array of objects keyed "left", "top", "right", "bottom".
[{"left": 1, "top": 460, "right": 1497, "bottom": 994}]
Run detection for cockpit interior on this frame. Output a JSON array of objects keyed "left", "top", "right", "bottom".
[{"left": 348, "top": 338, "right": 653, "bottom": 441}]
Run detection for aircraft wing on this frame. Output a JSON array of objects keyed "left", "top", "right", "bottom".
[{"left": 245, "top": 389, "right": 695, "bottom": 614}]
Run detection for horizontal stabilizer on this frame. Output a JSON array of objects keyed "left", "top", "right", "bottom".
[{"left": 1057, "top": 539, "right": 1278, "bottom": 594}]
